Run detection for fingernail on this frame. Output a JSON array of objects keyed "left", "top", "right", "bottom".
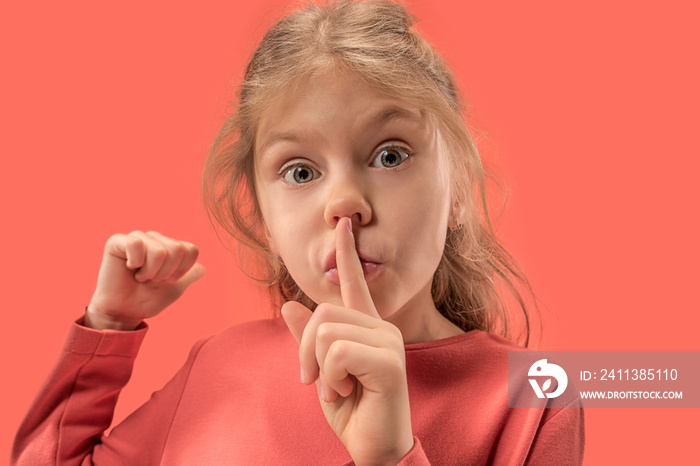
[
  {"left": 300, "top": 367, "right": 307, "bottom": 384},
  {"left": 320, "top": 385, "right": 327, "bottom": 402},
  {"left": 347, "top": 217, "right": 353, "bottom": 235}
]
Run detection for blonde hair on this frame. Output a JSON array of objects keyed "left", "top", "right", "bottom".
[{"left": 203, "top": 0, "right": 536, "bottom": 345}]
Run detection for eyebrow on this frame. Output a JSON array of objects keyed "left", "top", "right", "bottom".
[
  {"left": 256, "top": 104, "right": 423, "bottom": 161},
  {"left": 361, "top": 105, "right": 423, "bottom": 134}
]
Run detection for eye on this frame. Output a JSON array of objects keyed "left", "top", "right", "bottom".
[
  {"left": 371, "top": 146, "right": 411, "bottom": 169},
  {"left": 282, "top": 164, "right": 320, "bottom": 184}
]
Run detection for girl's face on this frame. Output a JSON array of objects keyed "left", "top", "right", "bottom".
[{"left": 254, "top": 68, "right": 456, "bottom": 339}]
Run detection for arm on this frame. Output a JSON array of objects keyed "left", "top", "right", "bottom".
[
  {"left": 12, "top": 318, "right": 147, "bottom": 466},
  {"left": 525, "top": 399, "right": 585, "bottom": 466},
  {"left": 13, "top": 318, "right": 214, "bottom": 466},
  {"left": 13, "top": 231, "right": 205, "bottom": 465}
]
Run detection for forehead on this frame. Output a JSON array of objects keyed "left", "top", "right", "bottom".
[{"left": 254, "top": 70, "right": 429, "bottom": 160}]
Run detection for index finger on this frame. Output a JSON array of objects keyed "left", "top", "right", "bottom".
[{"left": 335, "top": 217, "right": 380, "bottom": 318}]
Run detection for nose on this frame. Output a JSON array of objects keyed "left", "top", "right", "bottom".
[{"left": 323, "top": 172, "right": 372, "bottom": 228}]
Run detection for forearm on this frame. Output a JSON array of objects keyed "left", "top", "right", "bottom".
[{"left": 12, "top": 317, "right": 147, "bottom": 466}]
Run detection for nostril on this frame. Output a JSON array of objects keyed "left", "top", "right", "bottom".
[{"left": 333, "top": 213, "right": 361, "bottom": 225}]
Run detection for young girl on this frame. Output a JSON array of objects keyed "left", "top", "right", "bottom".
[{"left": 13, "top": 1, "right": 584, "bottom": 464}]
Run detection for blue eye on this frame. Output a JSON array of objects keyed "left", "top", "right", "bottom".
[
  {"left": 283, "top": 164, "right": 319, "bottom": 184},
  {"left": 371, "top": 146, "right": 410, "bottom": 168}
]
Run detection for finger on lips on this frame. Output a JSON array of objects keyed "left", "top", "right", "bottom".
[
  {"left": 335, "top": 217, "right": 379, "bottom": 317},
  {"left": 283, "top": 217, "right": 385, "bottom": 401}
]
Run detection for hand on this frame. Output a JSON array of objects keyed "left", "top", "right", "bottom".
[
  {"left": 282, "top": 217, "right": 414, "bottom": 465},
  {"left": 85, "top": 231, "right": 206, "bottom": 330}
]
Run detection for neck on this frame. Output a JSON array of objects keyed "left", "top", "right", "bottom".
[{"left": 386, "top": 281, "right": 464, "bottom": 344}]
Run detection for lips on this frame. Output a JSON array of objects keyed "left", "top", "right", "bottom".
[{"left": 324, "top": 249, "right": 382, "bottom": 284}]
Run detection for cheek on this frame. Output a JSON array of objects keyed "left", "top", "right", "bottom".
[
  {"left": 266, "top": 208, "right": 307, "bottom": 258},
  {"left": 378, "top": 171, "right": 449, "bottom": 266},
  {"left": 409, "top": 213, "right": 449, "bottom": 274},
  {"left": 397, "top": 166, "right": 451, "bottom": 230},
  {"left": 262, "top": 195, "right": 322, "bottom": 282},
  {"left": 257, "top": 181, "right": 302, "bottom": 243},
  {"left": 402, "top": 173, "right": 451, "bottom": 266}
]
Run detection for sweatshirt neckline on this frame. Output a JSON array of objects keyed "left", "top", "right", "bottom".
[{"left": 403, "top": 329, "right": 485, "bottom": 352}]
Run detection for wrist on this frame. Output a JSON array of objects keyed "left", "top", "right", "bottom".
[
  {"left": 390, "top": 435, "right": 415, "bottom": 466},
  {"left": 84, "top": 305, "right": 142, "bottom": 331}
]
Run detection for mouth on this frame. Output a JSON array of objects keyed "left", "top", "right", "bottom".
[{"left": 324, "top": 250, "right": 382, "bottom": 285}]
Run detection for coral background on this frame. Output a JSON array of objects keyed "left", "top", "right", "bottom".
[{"left": 2, "top": 1, "right": 698, "bottom": 464}]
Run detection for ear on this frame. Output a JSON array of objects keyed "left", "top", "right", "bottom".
[{"left": 447, "top": 202, "right": 468, "bottom": 229}]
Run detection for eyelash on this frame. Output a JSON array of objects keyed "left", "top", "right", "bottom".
[
  {"left": 370, "top": 145, "right": 412, "bottom": 169},
  {"left": 279, "top": 163, "right": 320, "bottom": 185},
  {"left": 278, "top": 144, "right": 413, "bottom": 185}
]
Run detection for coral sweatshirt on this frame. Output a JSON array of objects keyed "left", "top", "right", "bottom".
[{"left": 13, "top": 317, "right": 584, "bottom": 465}]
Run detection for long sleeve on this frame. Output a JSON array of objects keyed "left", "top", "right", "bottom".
[
  {"left": 13, "top": 319, "right": 585, "bottom": 465},
  {"left": 12, "top": 318, "right": 147, "bottom": 466},
  {"left": 397, "top": 437, "right": 430, "bottom": 465},
  {"left": 524, "top": 398, "right": 585, "bottom": 465},
  {"left": 340, "top": 437, "right": 431, "bottom": 466}
]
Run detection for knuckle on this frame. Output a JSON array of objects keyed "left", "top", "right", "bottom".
[
  {"left": 314, "top": 303, "right": 332, "bottom": 320},
  {"left": 186, "top": 243, "right": 200, "bottom": 257},
  {"left": 150, "top": 245, "right": 168, "bottom": 261},
  {"left": 170, "top": 244, "right": 187, "bottom": 260},
  {"left": 380, "top": 322, "right": 404, "bottom": 344},
  {"left": 326, "top": 340, "right": 347, "bottom": 365},
  {"left": 390, "top": 326, "right": 404, "bottom": 345},
  {"left": 391, "top": 356, "right": 407, "bottom": 375},
  {"left": 106, "top": 233, "right": 124, "bottom": 246},
  {"left": 392, "top": 348, "right": 407, "bottom": 369},
  {"left": 379, "top": 349, "right": 405, "bottom": 375},
  {"left": 316, "top": 322, "right": 334, "bottom": 343},
  {"left": 127, "top": 235, "right": 144, "bottom": 247},
  {"left": 182, "top": 241, "right": 197, "bottom": 251}
]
